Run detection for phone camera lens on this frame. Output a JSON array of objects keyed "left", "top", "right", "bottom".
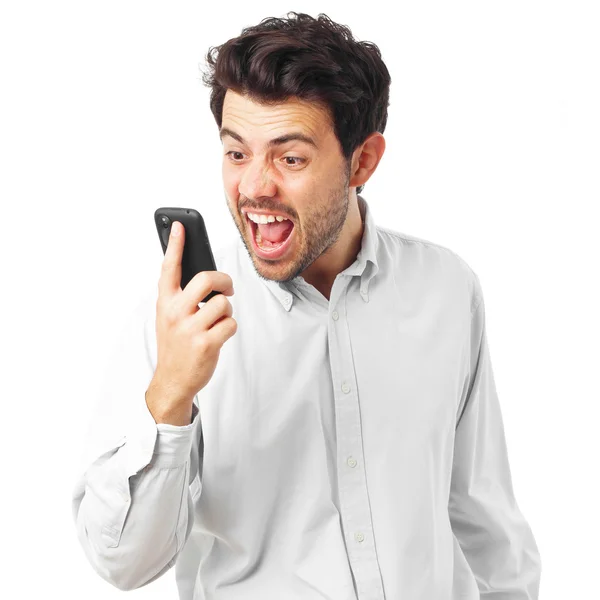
[{"left": 161, "top": 215, "right": 170, "bottom": 229}]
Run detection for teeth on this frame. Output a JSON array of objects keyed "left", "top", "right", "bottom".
[{"left": 247, "top": 212, "right": 290, "bottom": 224}]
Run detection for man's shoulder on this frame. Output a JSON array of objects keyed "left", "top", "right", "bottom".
[
  {"left": 375, "top": 224, "right": 481, "bottom": 311},
  {"left": 376, "top": 224, "right": 475, "bottom": 275}
]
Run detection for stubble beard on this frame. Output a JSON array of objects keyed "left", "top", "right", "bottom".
[{"left": 228, "top": 162, "right": 351, "bottom": 284}]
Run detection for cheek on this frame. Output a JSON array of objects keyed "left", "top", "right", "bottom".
[{"left": 222, "top": 171, "right": 241, "bottom": 200}]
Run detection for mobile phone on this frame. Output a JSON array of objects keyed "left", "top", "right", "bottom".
[{"left": 154, "top": 207, "right": 221, "bottom": 303}]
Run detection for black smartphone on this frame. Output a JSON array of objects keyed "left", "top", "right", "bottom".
[{"left": 154, "top": 207, "right": 221, "bottom": 303}]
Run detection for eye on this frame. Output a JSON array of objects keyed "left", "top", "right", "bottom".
[
  {"left": 282, "top": 157, "right": 305, "bottom": 167},
  {"left": 224, "top": 152, "right": 305, "bottom": 167}
]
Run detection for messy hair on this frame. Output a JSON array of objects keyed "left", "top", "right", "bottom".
[{"left": 200, "top": 12, "right": 391, "bottom": 194}]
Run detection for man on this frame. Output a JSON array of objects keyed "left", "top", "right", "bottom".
[{"left": 72, "top": 12, "right": 542, "bottom": 599}]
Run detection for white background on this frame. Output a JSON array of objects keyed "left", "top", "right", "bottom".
[{"left": 1, "top": 1, "right": 598, "bottom": 598}]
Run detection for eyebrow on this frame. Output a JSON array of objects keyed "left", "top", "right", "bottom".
[{"left": 219, "top": 127, "right": 318, "bottom": 150}]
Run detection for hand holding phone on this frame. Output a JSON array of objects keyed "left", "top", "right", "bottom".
[
  {"left": 154, "top": 207, "right": 221, "bottom": 302},
  {"left": 147, "top": 208, "right": 238, "bottom": 426}
]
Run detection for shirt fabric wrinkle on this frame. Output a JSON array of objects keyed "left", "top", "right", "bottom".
[{"left": 72, "top": 194, "right": 541, "bottom": 599}]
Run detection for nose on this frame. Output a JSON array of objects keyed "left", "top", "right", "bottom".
[{"left": 238, "top": 158, "right": 277, "bottom": 200}]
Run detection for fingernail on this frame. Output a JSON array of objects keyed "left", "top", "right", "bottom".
[{"left": 171, "top": 222, "right": 180, "bottom": 236}]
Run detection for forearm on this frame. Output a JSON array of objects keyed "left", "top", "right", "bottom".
[{"left": 72, "top": 404, "right": 201, "bottom": 591}]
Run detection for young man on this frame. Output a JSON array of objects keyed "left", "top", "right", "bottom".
[{"left": 72, "top": 12, "right": 541, "bottom": 599}]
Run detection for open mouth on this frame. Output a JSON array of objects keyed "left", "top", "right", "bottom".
[{"left": 246, "top": 213, "right": 295, "bottom": 259}]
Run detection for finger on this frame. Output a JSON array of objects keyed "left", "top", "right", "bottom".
[
  {"left": 203, "top": 315, "right": 238, "bottom": 348},
  {"left": 191, "top": 292, "right": 233, "bottom": 330},
  {"left": 178, "top": 270, "right": 235, "bottom": 314},
  {"left": 159, "top": 221, "right": 185, "bottom": 297}
]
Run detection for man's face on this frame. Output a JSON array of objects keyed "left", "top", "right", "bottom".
[{"left": 220, "top": 89, "right": 351, "bottom": 283}]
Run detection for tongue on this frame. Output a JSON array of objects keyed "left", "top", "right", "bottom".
[{"left": 257, "top": 220, "right": 294, "bottom": 243}]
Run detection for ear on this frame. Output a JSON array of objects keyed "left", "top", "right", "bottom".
[{"left": 349, "top": 132, "right": 386, "bottom": 189}]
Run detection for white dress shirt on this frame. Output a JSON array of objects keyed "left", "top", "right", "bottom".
[{"left": 72, "top": 195, "right": 541, "bottom": 599}]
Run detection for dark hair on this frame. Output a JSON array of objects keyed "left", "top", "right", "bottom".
[{"left": 200, "top": 12, "right": 391, "bottom": 194}]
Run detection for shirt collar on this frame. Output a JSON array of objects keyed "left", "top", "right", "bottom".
[{"left": 243, "top": 194, "right": 380, "bottom": 310}]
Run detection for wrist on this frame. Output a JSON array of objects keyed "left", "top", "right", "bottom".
[{"left": 145, "top": 380, "right": 194, "bottom": 426}]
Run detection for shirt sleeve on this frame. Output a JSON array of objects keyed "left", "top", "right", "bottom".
[
  {"left": 449, "top": 274, "right": 542, "bottom": 599},
  {"left": 71, "top": 288, "right": 203, "bottom": 591}
]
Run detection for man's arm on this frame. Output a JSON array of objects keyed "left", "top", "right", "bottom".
[
  {"left": 71, "top": 290, "right": 202, "bottom": 591},
  {"left": 449, "top": 277, "right": 542, "bottom": 598}
]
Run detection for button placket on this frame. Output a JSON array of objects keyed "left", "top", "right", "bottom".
[{"left": 327, "top": 284, "right": 385, "bottom": 598}]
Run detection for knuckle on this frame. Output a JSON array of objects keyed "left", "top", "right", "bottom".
[
  {"left": 226, "top": 317, "right": 238, "bottom": 334},
  {"left": 180, "top": 315, "right": 195, "bottom": 334},
  {"left": 194, "top": 271, "right": 210, "bottom": 287},
  {"left": 206, "top": 292, "right": 225, "bottom": 312},
  {"left": 216, "top": 293, "right": 231, "bottom": 312},
  {"left": 163, "top": 304, "right": 179, "bottom": 326},
  {"left": 193, "top": 334, "right": 210, "bottom": 354}
]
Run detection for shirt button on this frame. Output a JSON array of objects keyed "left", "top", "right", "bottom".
[
  {"left": 347, "top": 457, "right": 357, "bottom": 468},
  {"left": 284, "top": 296, "right": 291, "bottom": 304},
  {"left": 341, "top": 383, "right": 350, "bottom": 394},
  {"left": 332, "top": 311, "right": 339, "bottom": 321},
  {"left": 355, "top": 532, "right": 365, "bottom": 543}
]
